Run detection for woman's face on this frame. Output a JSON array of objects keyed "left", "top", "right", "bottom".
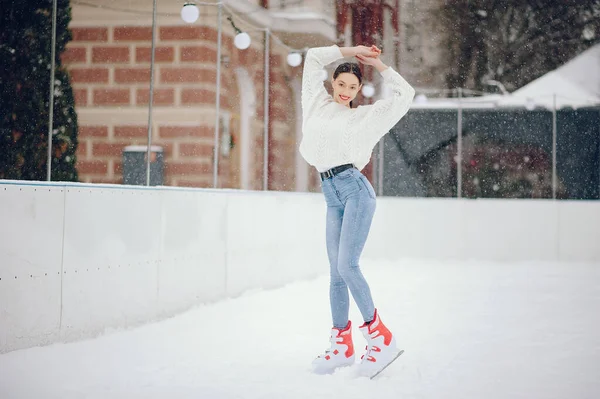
[{"left": 332, "top": 72, "right": 361, "bottom": 107}]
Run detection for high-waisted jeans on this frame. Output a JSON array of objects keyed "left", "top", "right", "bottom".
[{"left": 320, "top": 167, "right": 376, "bottom": 329}]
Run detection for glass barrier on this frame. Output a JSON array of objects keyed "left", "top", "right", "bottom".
[
  {"left": 5, "top": 2, "right": 598, "bottom": 198},
  {"left": 382, "top": 99, "right": 599, "bottom": 200}
]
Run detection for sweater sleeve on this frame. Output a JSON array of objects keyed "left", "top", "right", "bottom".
[
  {"left": 354, "top": 67, "right": 415, "bottom": 152},
  {"left": 301, "top": 45, "right": 344, "bottom": 115}
]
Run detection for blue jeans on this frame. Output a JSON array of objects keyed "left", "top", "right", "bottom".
[{"left": 321, "top": 167, "right": 377, "bottom": 329}]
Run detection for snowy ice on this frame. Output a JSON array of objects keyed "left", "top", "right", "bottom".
[{"left": 1, "top": 258, "right": 599, "bottom": 399}]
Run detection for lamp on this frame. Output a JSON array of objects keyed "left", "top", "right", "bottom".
[
  {"left": 525, "top": 98, "right": 535, "bottom": 111},
  {"left": 181, "top": 3, "right": 199, "bottom": 23},
  {"left": 287, "top": 52, "right": 302, "bottom": 67},
  {"left": 226, "top": 16, "right": 251, "bottom": 50},
  {"left": 414, "top": 93, "right": 428, "bottom": 104},
  {"left": 361, "top": 83, "right": 375, "bottom": 98},
  {"left": 234, "top": 32, "right": 251, "bottom": 50}
]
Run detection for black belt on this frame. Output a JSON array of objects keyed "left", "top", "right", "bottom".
[{"left": 320, "top": 163, "right": 356, "bottom": 180}]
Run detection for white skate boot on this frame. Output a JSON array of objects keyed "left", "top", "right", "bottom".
[
  {"left": 357, "top": 309, "right": 401, "bottom": 378},
  {"left": 311, "top": 321, "right": 355, "bottom": 375}
]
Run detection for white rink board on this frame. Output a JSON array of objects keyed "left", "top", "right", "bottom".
[
  {"left": 0, "top": 184, "right": 65, "bottom": 351},
  {"left": 60, "top": 186, "right": 163, "bottom": 342},
  {"left": 558, "top": 201, "right": 600, "bottom": 261},
  {"left": 462, "top": 200, "right": 558, "bottom": 261},
  {"left": 225, "top": 192, "right": 327, "bottom": 297},
  {"left": 364, "top": 198, "right": 466, "bottom": 260},
  {"left": 156, "top": 190, "right": 228, "bottom": 316},
  {"left": 1, "top": 179, "right": 599, "bottom": 353},
  {"left": 364, "top": 198, "right": 567, "bottom": 262}
]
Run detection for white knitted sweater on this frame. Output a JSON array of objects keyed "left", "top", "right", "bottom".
[{"left": 299, "top": 45, "right": 415, "bottom": 172}]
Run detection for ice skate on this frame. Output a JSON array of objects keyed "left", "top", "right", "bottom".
[
  {"left": 357, "top": 309, "right": 402, "bottom": 378},
  {"left": 311, "top": 321, "right": 355, "bottom": 375}
]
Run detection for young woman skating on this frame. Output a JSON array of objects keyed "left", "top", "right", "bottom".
[{"left": 299, "top": 44, "right": 415, "bottom": 376}]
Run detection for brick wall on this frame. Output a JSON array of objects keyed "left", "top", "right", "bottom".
[{"left": 64, "top": 24, "right": 303, "bottom": 190}]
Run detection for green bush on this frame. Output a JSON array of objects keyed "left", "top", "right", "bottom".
[{"left": 0, "top": 0, "right": 79, "bottom": 181}]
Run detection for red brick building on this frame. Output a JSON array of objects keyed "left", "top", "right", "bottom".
[
  {"left": 63, "top": 1, "right": 336, "bottom": 192},
  {"left": 63, "top": 0, "right": 445, "bottom": 192}
]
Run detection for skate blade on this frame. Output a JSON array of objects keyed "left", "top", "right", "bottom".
[{"left": 369, "top": 349, "right": 404, "bottom": 380}]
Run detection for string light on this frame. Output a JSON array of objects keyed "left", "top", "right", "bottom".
[
  {"left": 286, "top": 53, "right": 302, "bottom": 67},
  {"left": 414, "top": 93, "right": 428, "bottom": 104},
  {"left": 181, "top": 3, "right": 200, "bottom": 23},
  {"left": 72, "top": 0, "right": 309, "bottom": 68},
  {"left": 222, "top": 3, "right": 307, "bottom": 65},
  {"left": 361, "top": 83, "right": 375, "bottom": 98},
  {"left": 234, "top": 32, "right": 251, "bottom": 50},
  {"left": 525, "top": 98, "right": 536, "bottom": 110}
]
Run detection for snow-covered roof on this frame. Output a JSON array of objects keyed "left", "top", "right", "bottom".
[{"left": 411, "top": 43, "right": 600, "bottom": 110}]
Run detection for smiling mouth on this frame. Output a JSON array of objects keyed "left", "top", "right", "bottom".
[{"left": 339, "top": 95, "right": 350, "bottom": 101}]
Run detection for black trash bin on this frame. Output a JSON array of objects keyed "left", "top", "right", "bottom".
[{"left": 122, "top": 145, "right": 164, "bottom": 186}]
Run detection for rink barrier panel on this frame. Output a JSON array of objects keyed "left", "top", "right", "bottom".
[
  {"left": 364, "top": 198, "right": 563, "bottom": 262},
  {"left": 1, "top": 180, "right": 599, "bottom": 353},
  {"left": 556, "top": 201, "right": 600, "bottom": 261},
  {"left": 0, "top": 181, "right": 328, "bottom": 353}
]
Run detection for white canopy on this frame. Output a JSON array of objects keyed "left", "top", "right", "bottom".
[{"left": 411, "top": 43, "right": 600, "bottom": 110}]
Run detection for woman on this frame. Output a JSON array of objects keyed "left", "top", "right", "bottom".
[{"left": 299, "top": 44, "right": 415, "bottom": 376}]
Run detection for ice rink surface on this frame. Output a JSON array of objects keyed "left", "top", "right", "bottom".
[{"left": 1, "top": 258, "right": 599, "bottom": 399}]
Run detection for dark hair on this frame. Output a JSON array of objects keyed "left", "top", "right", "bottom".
[
  {"left": 333, "top": 62, "right": 362, "bottom": 108},
  {"left": 333, "top": 62, "right": 362, "bottom": 84}
]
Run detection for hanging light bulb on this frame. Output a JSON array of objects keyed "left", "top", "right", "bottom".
[
  {"left": 525, "top": 97, "right": 535, "bottom": 111},
  {"left": 287, "top": 52, "right": 302, "bottom": 67},
  {"left": 362, "top": 83, "right": 375, "bottom": 98},
  {"left": 181, "top": 3, "right": 199, "bottom": 23},
  {"left": 414, "top": 94, "right": 428, "bottom": 104},
  {"left": 234, "top": 32, "right": 251, "bottom": 50}
]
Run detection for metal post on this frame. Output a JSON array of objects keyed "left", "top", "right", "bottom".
[
  {"left": 377, "top": 139, "right": 384, "bottom": 196},
  {"left": 374, "top": 83, "right": 383, "bottom": 195},
  {"left": 213, "top": 2, "right": 223, "bottom": 188},
  {"left": 145, "top": 0, "right": 158, "bottom": 186},
  {"left": 457, "top": 87, "right": 463, "bottom": 198},
  {"left": 552, "top": 93, "right": 557, "bottom": 199},
  {"left": 46, "top": 0, "right": 58, "bottom": 181},
  {"left": 263, "top": 28, "right": 270, "bottom": 191}
]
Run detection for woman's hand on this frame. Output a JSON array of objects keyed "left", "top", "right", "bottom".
[
  {"left": 369, "top": 45, "right": 382, "bottom": 57},
  {"left": 340, "top": 45, "right": 379, "bottom": 59},
  {"left": 354, "top": 45, "right": 380, "bottom": 58},
  {"left": 339, "top": 44, "right": 388, "bottom": 72},
  {"left": 356, "top": 54, "right": 379, "bottom": 66},
  {"left": 355, "top": 45, "right": 380, "bottom": 64},
  {"left": 356, "top": 45, "right": 388, "bottom": 73}
]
